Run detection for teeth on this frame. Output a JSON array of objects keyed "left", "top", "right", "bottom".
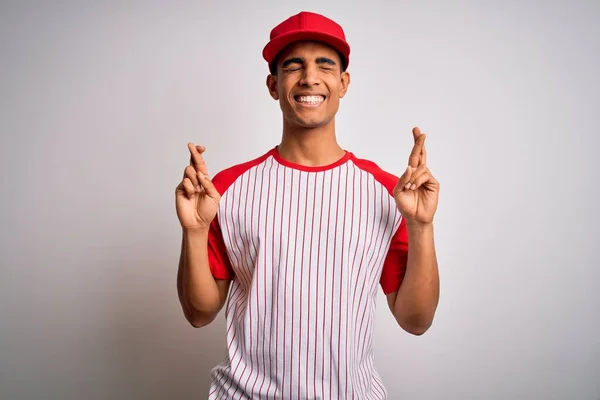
[{"left": 297, "top": 95, "right": 324, "bottom": 104}]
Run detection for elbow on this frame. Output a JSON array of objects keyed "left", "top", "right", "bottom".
[
  {"left": 178, "top": 279, "right": 224, "bottom": 328},
  {"left": 396, "top": 314, "right": 434, "bottom": 336},
  {"left": 189, "top": 318, "right": 210, "bottom": 328},
  {"left": 403, "top": 322, "right": 431, "bottom": 336},
  {"left": 186, "top": 311, "right": 217, "bottom": 328},
  {"left": 186, "top": 296, "right": 222, "bottom": 328},
  {"left": 182, "top": 298, "right": 219, "bottom": 328},
  {"left": 188, "top": 319, "right": 204, "bottom": 328}
]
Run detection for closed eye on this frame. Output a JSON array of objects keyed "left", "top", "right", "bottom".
[
  {"left": 282, "top": 57, "right": 304, "bottom": 72},
  {"left": 316, "top": 57, "right": 337, "bottom": 70}
]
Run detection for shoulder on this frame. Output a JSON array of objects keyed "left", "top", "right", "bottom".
[
  {"left": 211, "top": 148, "right": 274, "bottom": 195},
  {"left": 350, "top": 153, "right": 399, "bottom": 195}
]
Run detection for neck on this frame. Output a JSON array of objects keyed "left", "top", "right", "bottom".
[{"left": 277, "top": 118, "right": 345, "bottom": 167}]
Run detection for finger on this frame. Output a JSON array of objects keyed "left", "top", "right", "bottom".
[
  {"left": 408, "top": 134, "right": 426, "bottom": 168},
  {"left": 411, "top": 171, "right": 434, "bottom": 190},
  {"left": 184, "top": 165, "right": 200, "bottom": 189},
  {"left": 182, "top": 178, "right": 196, "bottom": 198},
  {"left": 412, "top": 126, "right": 422, "bottom": 142},
  {"left": 411, "top": 126, "right": 427, "bottom": 166},
  {"left": 188, "top": 143, "right": 209, "bottom": 176},
  {"left": 397, "top": 166, "right": 413, "bottom": 191},
  {"left": 407, "top": 165, "right": 429, "bottom": 190},
  {"left": 197, "top": 171, "right": 220, "bottom": 199},
  {"left": 193, "top": 145, "right": 206, "bottom": 162}
]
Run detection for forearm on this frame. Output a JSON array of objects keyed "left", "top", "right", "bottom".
[
  {"left": 393, "top": 220, "right": 439, "bottom": 333},
  {"left": 177, "top": 228, "right": 222, "bottom": 325}
]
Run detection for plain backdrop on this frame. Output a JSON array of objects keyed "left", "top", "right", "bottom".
[{"left": 1, "top": 1, "right": 599, "bottom": 399}]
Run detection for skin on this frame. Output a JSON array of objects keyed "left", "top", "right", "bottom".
[
  {"left": 389, "top": 128, "right": 440, "bottom": 335},
  {"left": 175, "top": 143, "right": 229, "bottom": 327},
  {"left": 176, "top": 40, "right": 440, "bottom": 335},
  {"left": 265, "top": 41, "right": 350, "bottom": 167}
]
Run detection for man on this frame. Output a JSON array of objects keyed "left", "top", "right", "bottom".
[{"left": 175, "top": 11, "right": 440, "bottom": 399}]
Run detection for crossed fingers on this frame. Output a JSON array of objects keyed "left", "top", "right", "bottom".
[
  {"left": 399, "top": 127, "right": 432, "bottom": 191},
  {"left": 182, "top": 143, "right": 210, "bottom": 197}
]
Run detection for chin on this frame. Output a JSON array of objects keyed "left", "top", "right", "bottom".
[
  {"left": 298, "top": 119, "right": 328, "bottom": 128},
  {"left": 290, "top": 113, "right": 332, "bottom": 129}
]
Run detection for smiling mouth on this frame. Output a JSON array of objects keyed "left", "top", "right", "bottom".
[{"left": 294, "top": 95, "right": 326, "bottom": 106}]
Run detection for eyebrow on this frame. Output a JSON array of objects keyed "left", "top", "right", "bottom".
[
  {"left": 281, "top": 56, "right": 338, "bottom": 69},
  {"left": 316, "top": 57, "right": 336, "bottom": 66},
  {"left": 281, "top": 57, "right": 304, "bottom": 68}
]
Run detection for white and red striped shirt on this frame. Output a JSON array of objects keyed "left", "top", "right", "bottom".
[{"left": 206, "top": 147, "right": 408, "bottom": 399}]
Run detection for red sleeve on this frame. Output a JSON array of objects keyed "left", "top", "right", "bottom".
[
  {"left": 379, "top": 217, "right": 409, "bottom": 294},
  {"left": 206, "top": 216, "right": 234, "bottom": 280}
]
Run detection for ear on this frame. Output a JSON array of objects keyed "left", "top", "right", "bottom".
[
  {"left": 266, "top": 74, "right": 279, "bottom": 100},
  {"left": 338, "top": 71, "right": 351, "bottom": 99}
]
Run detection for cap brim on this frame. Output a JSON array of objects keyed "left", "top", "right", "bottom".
[{"left": 262, "top": 30, "right": 350, "bottom": 68}]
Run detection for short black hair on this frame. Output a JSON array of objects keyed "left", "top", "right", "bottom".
[{"left": 269, "top": 49, "right": 347, "bottom": 75}]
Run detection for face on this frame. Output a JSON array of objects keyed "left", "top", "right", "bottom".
[{"left": 266, "top": 41, "right": 350, "bottom": 129}]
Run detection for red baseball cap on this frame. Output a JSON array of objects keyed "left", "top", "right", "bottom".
[{"left": 262, "top": 11, "right": 351, "bottom": 70}]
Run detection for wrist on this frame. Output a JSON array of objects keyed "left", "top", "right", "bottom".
[
  {"left": 183, "top": 225, "right": 210, "bottom": 237},
  {"left": 404, "top": 218, "right": 434, "bottom": 233}
]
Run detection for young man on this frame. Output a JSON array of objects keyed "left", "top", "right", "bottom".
[{"left": 175, "top": 11, "right": 440, "bottom": 399}]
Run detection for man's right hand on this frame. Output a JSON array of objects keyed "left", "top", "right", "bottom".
[{"left": 175, "top": 143, "right": 221, "bottom": 231}]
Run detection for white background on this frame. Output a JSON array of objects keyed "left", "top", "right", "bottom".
[{"left": 1, "top": 1, "right": 599, "bottom": 399}]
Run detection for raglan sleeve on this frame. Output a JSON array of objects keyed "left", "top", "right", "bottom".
[
  {"left": 206, "top": 214, "right": 235, "bottom": 280},
  {"left": 379, "top": 217, "right": 409, "bottom": 294},
  {"left": 205, "top": 166, "right": 234, "bottom": 280}
]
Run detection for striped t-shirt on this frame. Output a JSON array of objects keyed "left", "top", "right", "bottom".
[{"left": 206, "top": 147, "right": 408, "bottom": 399}]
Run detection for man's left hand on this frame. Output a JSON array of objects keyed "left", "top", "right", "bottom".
[{"left": 393, "top": 127, "right": 440, "bottom": 224}]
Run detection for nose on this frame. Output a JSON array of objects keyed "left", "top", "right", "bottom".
[{"left": 299, "top": 63, "right": 319, "bottom": 87}]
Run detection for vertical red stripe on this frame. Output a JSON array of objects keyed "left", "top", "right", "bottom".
[
  {"left": 313, "top": 171, "right": 326, "bottom": 400},
  {"left": 257, "top": 160, "right": 272, "bottom": 397},
  {"left": 346, "top": 165, "right": 356, "bottom": 400},
  {"left": 306, "top": 172, "right": 317, "bottom": 397},
  {"left": 322, "top": 170, "right": 334, "bottom": 398},
  {"left": 329, "top": 167, "right": 342, "bottom": 400},
  {"left": 298, "top": 172, "right": 310, "bottom": 399},
  {"left": 282, "top": 169, "right": 295, "bottom": 396},
  {"left": 255, "top": 160, "right": 269, "bottom": 399},
  {"left": 273, "top": 165, "right": 287, "bottom": 399},
  {"left": 266, "top": 161, "right": 280, "bottom": 399},
  {"left": 244, "top": 167, "right": 261, "bottom": 398},
  {"left": 248, "top": 162, "right": 264, "bottom": 397},
  {"left": 352, "top": 170, "right": 374, "bottom": 398},
  {"left": 288, "top": 170, "right": 302, "bottom": 399},
  {"left": 339, "top": 164, "right": 349, "bottom": 398}
]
